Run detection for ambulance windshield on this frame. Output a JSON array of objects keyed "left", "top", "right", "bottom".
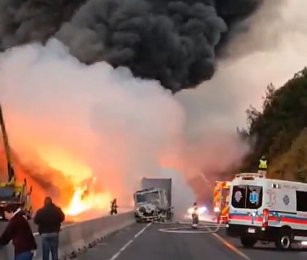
[{"left": 231, "top": 185, "right": 263, "bottom": 209}]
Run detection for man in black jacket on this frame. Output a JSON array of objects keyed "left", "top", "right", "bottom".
[{"left": 34, "top": 197, "right": 65, "bottom": 260}]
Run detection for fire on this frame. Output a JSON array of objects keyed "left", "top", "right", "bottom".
[
  {"left": 37, "top": 147, "right": 92, "bottom": 185},
  {"left": 64, "top": 182, "right": 112, "bottom": 218},
  {"left": 36, "top": 147, "right": 113, "bottom": 218}
]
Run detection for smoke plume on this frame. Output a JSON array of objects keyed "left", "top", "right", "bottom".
[
  {"left": 176, "top": 0, "right": 307, "bottom": 182},
  {"left": 177, "top": 0, "right": 307, "bottom": 127},
  {"left": 1, "top": 0, "right": 306, "bottom": 216},
  {"left": 0, "top": 0, "right": 261, "bottom": 92},
  {"left": 0, "top": 40, "right": 182, "bottom": 205},
  {"left": 0, "top": 37, "right": 249, "bottom": 213}
]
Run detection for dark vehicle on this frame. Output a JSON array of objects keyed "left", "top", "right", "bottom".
[{"left": 0, "top": 105, "right": 33, "bottom": 221}]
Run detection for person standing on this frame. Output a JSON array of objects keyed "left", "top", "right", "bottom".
[
  {"left": 258, "top": 155, "right": 268, "bottom": 177},
  {"left": 0, "top": 205, "right": 37, "bottom": 260},
  {"left": 110, "top": 198, "right": 118, "bottom": 215},
  {"left": 34, "top": 197, "right": 65, "bottom": 260},
  {"left": 191, "top": 202, "right": 199, "bottom": 228}
]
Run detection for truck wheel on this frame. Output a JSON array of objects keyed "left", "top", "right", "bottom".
[
  {"left": 240, "top": 236, "right": 257, "bottom": 248},
  {"left": 275, "top": 230, "right": 293, "bottom": 250}
]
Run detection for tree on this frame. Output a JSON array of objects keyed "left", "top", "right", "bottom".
[{"left": 242, "top": 67, "right": 307, "bottom": 180}]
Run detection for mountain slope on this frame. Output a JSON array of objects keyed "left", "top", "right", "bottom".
[{"left": 243, "top": 68, "right": 307, "bottom": 182}]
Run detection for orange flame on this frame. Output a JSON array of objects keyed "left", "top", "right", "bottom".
[
  {"left": 37, "top": 149, "right": 113, "bottom": 219},
  {"left": 64, "top": 184, "right": 112, "bottom": 217}
]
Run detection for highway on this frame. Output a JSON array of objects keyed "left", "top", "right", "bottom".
[{"left": 77, "top": 221, "right": 307, "bottom": 260}]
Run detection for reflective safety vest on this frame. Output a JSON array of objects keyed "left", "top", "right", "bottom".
[{"left": 259, "top": 159, "right": 268, "bottom": 170}]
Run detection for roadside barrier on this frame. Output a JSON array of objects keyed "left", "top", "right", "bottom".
[{"left": 0, "top": 211, "right": 135, "bottom": 259}]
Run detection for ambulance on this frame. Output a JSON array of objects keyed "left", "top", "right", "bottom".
[{"left": 226, "top": 172, "right": 307, "bottom": 249}]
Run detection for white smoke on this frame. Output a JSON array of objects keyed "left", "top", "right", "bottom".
[
  {"left": 0, "top": 40, "right": 186, "bottom": 202},
  {"left": 0, "top": 38, "right": 248, "bottom": 217}
]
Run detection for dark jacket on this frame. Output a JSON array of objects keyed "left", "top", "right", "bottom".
[
  {"left": 34, "top": 203, "right": 65, "bottom": 234},
  {"left": 0, "top": 211, "right": 37, "bottom": 255}
]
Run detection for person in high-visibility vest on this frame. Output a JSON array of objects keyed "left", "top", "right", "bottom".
[
  {"left": 191, "top": 202, "right": 199, "bottom": 228},
  {"left": 258, "top": 155, "right": 268, "bottom": 177}
]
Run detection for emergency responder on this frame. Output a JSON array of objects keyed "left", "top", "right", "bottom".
[
  {"left": 191, "top": 202, "right": 199, "bottom": 228},
  {"left": 110, "top": 199, "right": 118, "bottom": 215},
  {"left": 192, "top": 202, "right": 198, "bottom": 212},
  {"left": 258, "top": 155, "right": 268, "bottom": 177}
]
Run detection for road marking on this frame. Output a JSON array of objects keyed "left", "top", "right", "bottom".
[
  {"left": 211, "top": 232, "right": 250, "bottom": 260},
  {"left": 158, "top": 222, "right": 224, "bottom": 234},
  {"left": 159, "top": 225, "right": 223, "bottom": 234},
  {"left": 119, "top": 240, "right": 133, "bottom": 251},
  {"left": 159, "top": 229, "right": 215, "bottom": 234},
  {"left": 109, "top": 223, "right": 151, "bottom": 260}
]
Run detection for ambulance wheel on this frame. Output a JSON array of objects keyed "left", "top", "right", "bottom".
[
  {"left": 275, "top": 229, "right": 293, "bottom": 250},
  {"left": 240, "top": 236, "right": 257, "bottom": 248}
]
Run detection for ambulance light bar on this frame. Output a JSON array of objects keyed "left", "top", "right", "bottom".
[{"left": 235, "top": 172, "right": 265, "bottom": 179}]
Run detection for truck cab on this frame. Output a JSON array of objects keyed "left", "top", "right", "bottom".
[{"left": 134, "top": 188, "right": 169, "bottom": 222}]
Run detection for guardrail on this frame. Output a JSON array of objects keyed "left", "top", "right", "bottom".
[{"left": 0, "top": 211, "right": 135, "bottom": 259}]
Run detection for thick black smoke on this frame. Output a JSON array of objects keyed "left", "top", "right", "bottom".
[
  {"left": 0, "top": 0, "right": 261, "bottom": 92},
  {"left": 0, "top": 0, "right": 86, "bottom": 50}
]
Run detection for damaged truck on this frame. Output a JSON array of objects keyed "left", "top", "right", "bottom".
[{"left": 134, "top": 178, "right": 173, "bottom": 222}]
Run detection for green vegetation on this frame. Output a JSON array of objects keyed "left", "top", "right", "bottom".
[{"left": 242, "top": 68, "right": 307, "bottom": 182}]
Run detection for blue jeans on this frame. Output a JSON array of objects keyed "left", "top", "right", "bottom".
[
  {"left": 15, "top": 251, "right": 33, "bottom": 260},
  {"left": 42, "top": 233, "right": 59, "bottom": 260}
]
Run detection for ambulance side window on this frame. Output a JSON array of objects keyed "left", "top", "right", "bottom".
[
  {"left": 246, "top": 185, "right": 262, "bottom": 209},
  {"left": 296, "top": 191, "right": 307, "bottom": 212},
  {"left": 231, "top": 185, "right": 246, "bottom": 208},
  {"left": 231, "top": 185, "right": 263, "bottom": 209}
]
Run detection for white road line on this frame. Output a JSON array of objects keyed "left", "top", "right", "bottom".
[
  {"left": 110, "top": 252, "right": 120, "bottom": 260},
  {"left": 134, "top": 223, "right": 151, "bottom": 238},
  {"left": 119, "top": 240, "right": 133, "bottom": 252},
  {"left": 211, "top": 233, "right": 251, "bottom": 260},
  {"left": 204, "top": 225, "right": 250, "bottom": 260},
  {"left": 109, "top": 223, "right": 152, "bottom": 260}
]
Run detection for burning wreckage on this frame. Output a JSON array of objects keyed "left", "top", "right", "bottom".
[{"left": 134, "top": 178, "right": 173, "bottom": 222}]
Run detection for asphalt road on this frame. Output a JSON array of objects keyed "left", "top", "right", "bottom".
[
  {"left": 76, "top": 221, "right": 307, "bottom": 260},
  {"left": 216, "top": 228, "right": 307, "bottom": 260}
]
